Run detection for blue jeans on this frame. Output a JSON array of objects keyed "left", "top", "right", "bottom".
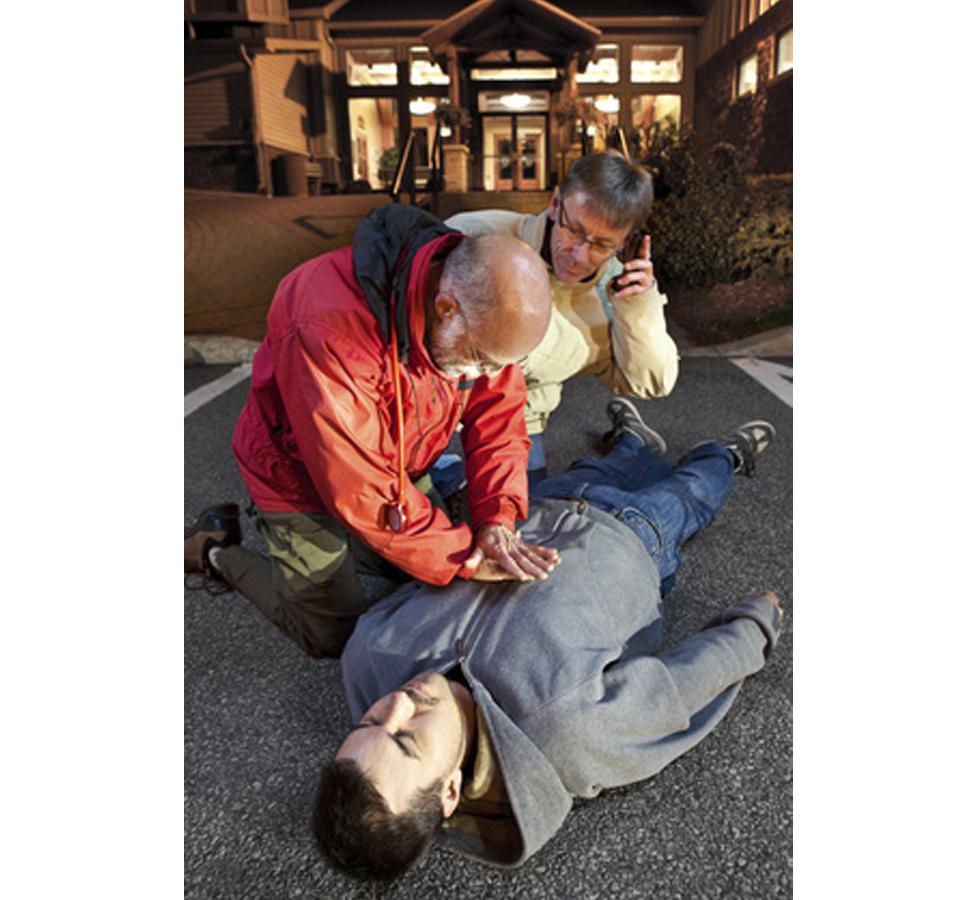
[
  {"left": 527, "top": 432, "right": 547, "bottom": 489},
  {"left": 431, "top": 432, "right": 549, "bottom": 497},
  {"left": 532, "top": 433, "right": 734, "bottom": 595}
]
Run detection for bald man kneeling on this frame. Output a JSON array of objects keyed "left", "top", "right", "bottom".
[{"left": 185, "top": 205, "right": 558, "bottom": 660}]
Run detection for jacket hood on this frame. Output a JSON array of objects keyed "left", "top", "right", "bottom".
[
  {"left": 436, "top": 664, "right": 573, "bottom": 867},
  {"left": 352, "top": 204, "right": 459, "bottom": 358}
]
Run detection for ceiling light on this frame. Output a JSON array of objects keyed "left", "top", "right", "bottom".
[
  {"left": 409, "top": 98, "right": 436, "bottom": 116},
  {"left": 594, "top": 96, "right": 620, "bottom": 114},
  {"left": 501, "top": 92, "right": 532, "bottom": 110}
]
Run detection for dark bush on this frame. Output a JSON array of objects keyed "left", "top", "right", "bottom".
[
  {"left": 634, "top": 124, "right": 750, "bottom": 287},
  {"left": 633, "top": 125, "right": 792, "bottom": 287},
  {"left": 731, "top": 174, "right": 793, "bottom": 281}
]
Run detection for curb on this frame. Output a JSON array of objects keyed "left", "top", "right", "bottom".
[
  {"left": 674, "top": 325, "right": 792, "bottom": 359},
  {"left": 185, "top": 335, "right": 260, "bottom": 366}
]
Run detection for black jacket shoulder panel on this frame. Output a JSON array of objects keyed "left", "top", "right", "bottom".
[{"left": 352, "top": 204, "right": 458, "bottom": 356}]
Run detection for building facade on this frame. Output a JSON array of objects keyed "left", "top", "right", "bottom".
[{"left": 184, "top": 0, "right": 792, "bottom": 195}]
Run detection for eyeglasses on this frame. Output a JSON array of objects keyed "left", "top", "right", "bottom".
[
  {"left": 460, "top": 309, "right": 508, "bottom": 375},
  {"left": 556, "top": 198, "right": 626, "bottom": 259}
]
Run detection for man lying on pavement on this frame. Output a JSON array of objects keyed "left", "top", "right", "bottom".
[{"left": 311, "top": 401, "right": 783, "bottom": 881}]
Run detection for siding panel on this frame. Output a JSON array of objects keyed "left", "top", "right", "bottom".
[
  {"left": 255, "top": 53, "right": 309, "bottom": 154},
  {"left": 185, "top": 54, "right": 251, "bottom": 144},
  {"left": 699, "top": 0, "right": 790, "bottom": 65}
]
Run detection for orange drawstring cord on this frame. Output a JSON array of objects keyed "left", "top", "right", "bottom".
[{"left": 387, "top": 314, "right": 407, "bottom": 532}]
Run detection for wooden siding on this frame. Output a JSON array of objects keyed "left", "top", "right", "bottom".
[
  {"left": 185, "top": 0, "right": 289, "bottom": 24},
  {"left": 698, "top": 0, "right": 784, "bottom": 65},
  {"left": 187, "top": 0, "right": 238, "bottom": 15},
  {"left": 255, "top": 53, "right": 310, "bottom": 154},
  {"left": 185, "top": 53, "right": 251, "bottom": 145}
]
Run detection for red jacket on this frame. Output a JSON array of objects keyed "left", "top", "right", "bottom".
[{"left": 232, "top": 221, "right": 530, "bottom": 586}]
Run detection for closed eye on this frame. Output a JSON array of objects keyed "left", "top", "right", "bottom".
[{"left": 351, "top": 719, "right": 421, "bottom": 760}]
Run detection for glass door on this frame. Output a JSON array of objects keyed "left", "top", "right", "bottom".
[
  {"left": 481, "top": 114, "right": 546, "bottom": 191},
  {"left": 493, "top": 135, "right": 514, "bottom": 189},
  {"left": 516, "top": 116, "right": 545, "bottom": 190}
]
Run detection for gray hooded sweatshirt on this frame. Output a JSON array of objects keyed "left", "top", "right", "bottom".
[{"left": 340, "top": 498, "right": 781, "bottom": 867}]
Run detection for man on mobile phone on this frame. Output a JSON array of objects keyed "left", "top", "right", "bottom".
[{"left": 446, "top": 150, "right": 679, "bottom": 486}]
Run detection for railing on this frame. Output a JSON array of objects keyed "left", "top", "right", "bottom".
[
  {"left": 429, "top": 128, "right": 445, "bottom": 207},
  {"left": 389, "top": 130, "right": 447, "bottom": 207},
  {"left": 389, "top": 132, "right": 417, "bottom": 205},
  {"left": 613, "top": 127, "right": 631, "bottom": 160}
]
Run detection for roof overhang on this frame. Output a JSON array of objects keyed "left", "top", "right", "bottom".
[
  {"left": 290, "top": 1, "right": 354, "bottom": 20},
  {"left": 422, "top": 0, "right": 601, "bottom": 70}
]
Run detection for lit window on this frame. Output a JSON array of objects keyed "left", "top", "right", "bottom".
[
  {"left": 410, "top": 46, "right": 449, "bottom": 86},
  {"left": 776, "top": 29, "right": 793, "bottom": 75},
  {"left": 578, "top": 95, "right": 621, "bottom": 146},
  {"left": 471, "top": 67, "right": 558, "bottom": 81},
  {"left": 348, "top": 97, "right": 400, "bottom": 189},
  {"left": 630, "top": 95, "right": 681, "bottom": 130},
  {"left": 577, "top": 44, "right": 620, "bottom": 84},
  {"left": 346, "top": 48, "right": 397, "bottom": 86},
  {"left": 736, "top": 53, "right": 758, "bottom": 96},
  {"left": 631, "top": 45, "right": 683, "bottom": 84}
]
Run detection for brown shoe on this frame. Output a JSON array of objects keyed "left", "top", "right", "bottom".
[{"left": 184, "top": 503, "right": 241, "bottom": 574}]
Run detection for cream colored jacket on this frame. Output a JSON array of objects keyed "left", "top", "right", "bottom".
[{"left": 446, "top": 209, "right": 679, "bottom": 434}]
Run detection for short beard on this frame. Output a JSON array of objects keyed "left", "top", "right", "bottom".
[{"left": 429, "top": 316, "right": 479, "bottom": 378}]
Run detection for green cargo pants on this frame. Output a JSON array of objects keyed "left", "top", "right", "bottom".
[{"left": 215, "top": 474, "right": 448, "bottom": 659}]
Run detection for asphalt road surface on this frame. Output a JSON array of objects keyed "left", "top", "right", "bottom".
[{"left": 184, "top": 356, "right": 793, "bottom": 899}]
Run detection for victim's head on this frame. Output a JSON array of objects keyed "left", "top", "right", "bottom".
[{"left": 311, "top": 671, "right": 471, "bottom": 882}]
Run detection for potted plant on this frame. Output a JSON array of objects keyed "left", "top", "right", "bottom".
[
  {"left": 377, "top": 146, "right": 400, "bottom": 188},
  {"left": 434, "top": 103, "right": 472, "bottom": 142}
]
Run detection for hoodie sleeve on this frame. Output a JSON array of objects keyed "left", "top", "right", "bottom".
[
  {"left": 273, "top": 320, "right": 475, "bottom": 586},
  {"left": 459, "top": 364, "right": 531, "bottom": 532},
  {"left": 521, "top": 594, "right": 781, "bottom": 797},
  {"left": 596, "top": 259, "right": 679, "bottom": 399}
]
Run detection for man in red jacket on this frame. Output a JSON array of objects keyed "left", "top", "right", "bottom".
[{"left": 185, "top": 205, "right": 559, "bottom": 658}]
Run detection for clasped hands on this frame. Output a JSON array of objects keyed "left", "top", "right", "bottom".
[{"left": 462, "top": 523, "right": 561, "bottom": 582}]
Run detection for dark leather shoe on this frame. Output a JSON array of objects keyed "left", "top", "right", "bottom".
[{"left": 184, "top": 503, "right": 241, "bottom": 574}]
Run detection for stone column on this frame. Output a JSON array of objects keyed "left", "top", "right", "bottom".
[{"left": 441, "top": 144, "right": 469, "bottom": 192}]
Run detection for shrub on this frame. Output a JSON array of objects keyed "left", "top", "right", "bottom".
[
  {"left": 731, "top": 175, "right": 793, "bottom": 281},
  {"left": 633, "top": 125, "right": 790, "bottom": 287},
  {"left": 633, "top": 124, "right": 747, "bottom": 287}
]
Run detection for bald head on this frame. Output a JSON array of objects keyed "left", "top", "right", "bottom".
[{"left": 439, "top": 234, "right": 552, "bottom": 362}]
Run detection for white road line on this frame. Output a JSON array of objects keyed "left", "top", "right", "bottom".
[
  {"left": 184, "top": 362, "right": 252, "bottom": 418},
  {"left": 730, "top": 357, "right": 793, "bottom": 408}
]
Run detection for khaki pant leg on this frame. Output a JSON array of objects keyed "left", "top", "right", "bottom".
[
  {"left": 216, "top": 476, "right": 448, "bottom": 658},
  {"left": 218, "top": 511, "right": 368, "bottom": 659}
]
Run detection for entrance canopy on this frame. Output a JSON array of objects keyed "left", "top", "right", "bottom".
[{"left": 422, "top": 0, "right": 601, "bottom": 72}]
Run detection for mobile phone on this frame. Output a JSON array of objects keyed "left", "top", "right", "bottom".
[{"left": 614, "top": 231, "right": 646, "bottom": 292}]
